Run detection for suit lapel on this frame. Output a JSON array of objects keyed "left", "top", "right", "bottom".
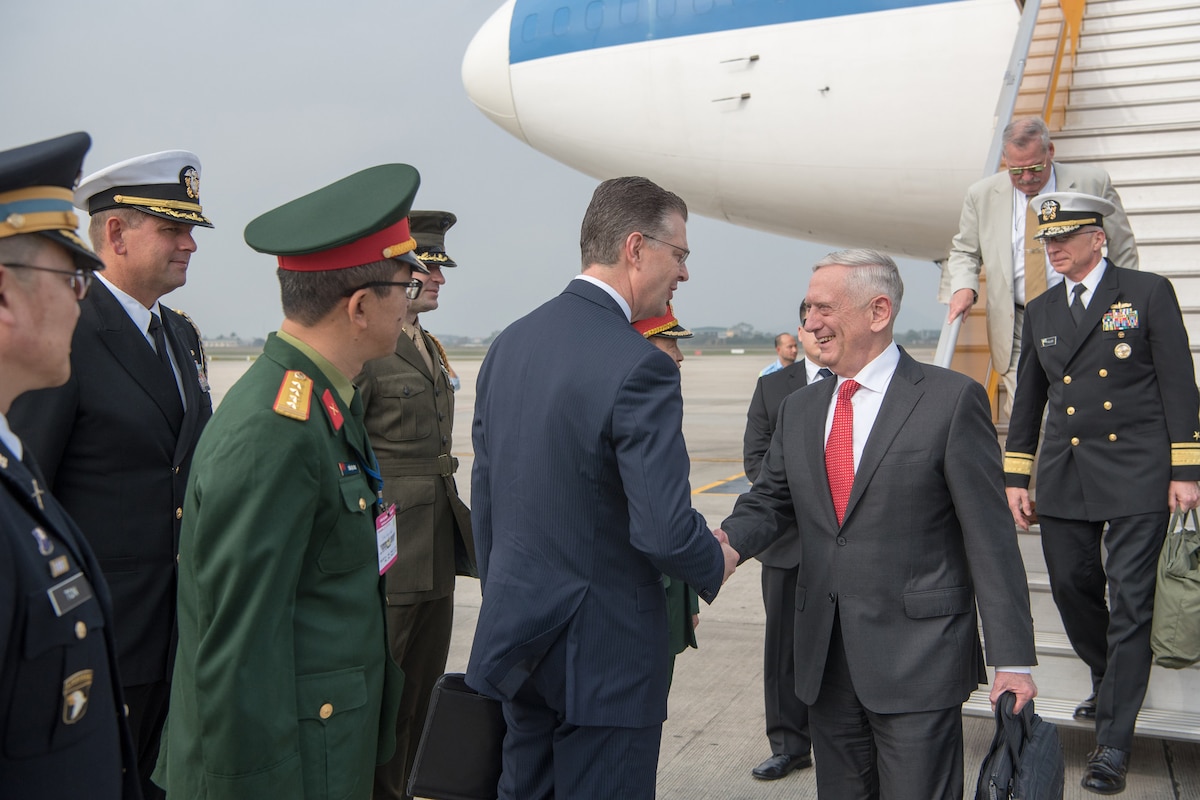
[
  {"left": 90, "top": 283, "right": 184, "bottom": 431},
  {"left": 0, "top": 444, "right": 88, "bottom": 566},
  {"left": 163, "top": 308, "right": 206, "bottom": 463},
  {"left": 1064, "top": 264, "right": 1120, "bottom": 364},
  {"left": 395, "top": 328, "right": 434, "bottom": 381},
  {"left": 841, "top": 353, "right": 925, "bottom": 526},
  {"left": 804, "top": 376, "right": 839, "bottom": 528}
]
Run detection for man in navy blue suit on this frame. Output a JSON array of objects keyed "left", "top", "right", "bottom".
[{"left": 467, "top": 176, "right": 738, "bottom": 799}]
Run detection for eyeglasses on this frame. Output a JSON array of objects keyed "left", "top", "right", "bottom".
[
  {"left": 640, "top": 233, "right": 689, "bottom": 265},
  {"left": 343, "top": 280, "right": 424, "bottom": 300},
  {"left": 3, "top": 262, "right": 94, "bottom": 300},
  {"left": 1006, "top": 161, "right": 1048, "bottom": 176}
]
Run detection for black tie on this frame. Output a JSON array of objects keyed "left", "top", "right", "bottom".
[
  {"left": 148, "top": 313, "right": 173, "bottom": 372},
  {"left": 1070, "top": 285, "right": 1087, "bottom": 327},
  {"left": 817, "top": 367, "right": 834, "bottom": 380}
]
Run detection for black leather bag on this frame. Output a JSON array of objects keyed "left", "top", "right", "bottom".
[
  {"left": 974, "top": 692, "right": 1064, "bottom": 800},
  {"left": 406, "top": 673, "right": 506, "bottom": 800}
]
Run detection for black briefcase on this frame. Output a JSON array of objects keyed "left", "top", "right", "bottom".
[
  {"left": 974, "top": 691, "right": 1064, "bottom": 800},
  {"left": 406, "top": 673, "right": 505, "bottom": 800}
]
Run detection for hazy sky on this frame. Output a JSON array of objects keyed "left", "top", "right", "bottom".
[{"left": 4, "top": 1, "right": 946, "bottom": 340}]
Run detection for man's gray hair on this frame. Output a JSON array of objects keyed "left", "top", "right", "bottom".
[
  {"left": 1002, "top": 117, "right": 1052, "bottom": 153},
  {"left": 813, "top": 249, "right": 904, "bottom": 314}
]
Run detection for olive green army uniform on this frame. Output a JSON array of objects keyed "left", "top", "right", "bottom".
[{"left": 155, "top": 331, "right": 403, "bottom": 800}]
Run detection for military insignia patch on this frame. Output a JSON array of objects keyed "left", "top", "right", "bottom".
[
  {"left": 274, "top": 370, "right": 313, "bottom": 421},
  {"left": 31, "top": 526, "right": 53, "bottom": 555},
  {"left": 1102, "top": 303, "right": 1139, "bottom": 332},
  {"left": 1114, "top": 343, "right": 1132, "bottom": 359},
  {"left": 1040, "top": 199, "right": 1059, "bottom": 220},
  {"left": 49, "top": 555, "right": 70, "bottom": 578},
  {"left": 181, "top": 166, "right": 200, "bottom": 200},
  {"left": 321, "top": 389, "right": 344, "bottom": 432},
  {"left": 62, "top": 669, "right": 93, "bottom": 724}
]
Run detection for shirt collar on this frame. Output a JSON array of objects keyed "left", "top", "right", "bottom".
[
  {"left": 835, "top": 342, "right": 901, "bottom": 395},
  {"left": 275, "top": 329, "right": 356, "bottom": 406},
  {"left": 575, "top": 274, "right": 632, "bottom": 322},
  {"left": 96, "top": 272, "right": 163, "bottom": 333},
  {"left": 804, "top": 358, "right": 824, "bottom": 383},
  {"left": 1064, "top": 258, "right": 1108, "bottom": 299},
  {"left": 0, "top": 411, "right": 22, "bottom": 462}
]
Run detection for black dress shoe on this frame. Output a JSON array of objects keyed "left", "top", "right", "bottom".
[
  {"left": 1081, "top": 746, "right": 1128, "bottom": 795},
  {"left": 1074, "top": 691, "right": 1099, "bottom": 720},
  {"left": 751, "top": 753, "right": 813, "bottom": 780}
]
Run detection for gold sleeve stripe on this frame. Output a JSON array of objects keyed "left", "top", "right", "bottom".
[
  {"left": 1004, "top": 453, "right": 1035, "bottom": 475},
  {"left": 1171, "top": 445, "right": 1200, "bottom": 466}
]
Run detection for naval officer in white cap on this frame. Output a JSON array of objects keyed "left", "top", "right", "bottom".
[{"left": 9, "top": 149, "right": 215, "bottom": 800}]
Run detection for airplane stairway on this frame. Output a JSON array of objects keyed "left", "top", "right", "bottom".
[{"left": 960, "top": 0, "right": 1200, "bottom": 742}]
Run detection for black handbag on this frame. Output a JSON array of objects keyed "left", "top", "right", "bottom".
[
  {"left": 406, "top": 673, "right": 506, "bottom": 800},
  {"left": 974, "top": 691, "right": 1064, "bottom": 800}
]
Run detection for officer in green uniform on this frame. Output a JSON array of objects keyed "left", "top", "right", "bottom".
[
  {"left": 154, "top": 164, "right": 429, "bottom": 800},
  {"left": 0, "top": 132, "right": 139, "bottom": 799},
  {"left": 356, "top": 210, "right": 476, "bottom": 800},
  {"left": 632, "top": 304, "right": 699, "bottom": 683}
]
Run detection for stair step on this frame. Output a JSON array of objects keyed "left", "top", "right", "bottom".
[
  {"left": 1072, "top": 57, "right": 1200, "bottom": 86},
  {"left": 1075, "top": 39, "right": 1200, "bottom": 69},
  {"left": 1084, "top": 7, "right": 1200, "bottom": 33},
  {"left": 1065, "top": 96, "right": 1200, "bottom": 129},
  {"left": 1086, "top": 0, "right": 1200, "bottom": 19},
  {"left": 1069, "top": 76, "right": 1200, "bottom": 105},
  {"left": 963, "top": 693, "right": 1200, "bottom": 742},
  {"left": 1080, "top": 24, "right": 1200, "bottom": 52}
]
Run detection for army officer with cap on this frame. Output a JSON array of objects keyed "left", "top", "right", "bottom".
[
  {"left": 1005, "top": 191, "right": 1200, "bottom": 795},
  {"left": 154, "top": 164, "right": 428, "bottom": 800},
  {"left": 0, "top": 132, "right": 139, "bottom": 798},
  {"left": 357, "top": 209, "right": 476, "bottom": 800}
]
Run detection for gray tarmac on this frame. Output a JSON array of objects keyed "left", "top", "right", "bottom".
[{"left": 207, "top": 352, "right": 1200, "bottom": 799}]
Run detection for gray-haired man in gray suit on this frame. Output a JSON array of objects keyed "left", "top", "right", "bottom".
[{"left": 720, "top": 249, "right": 1037, "bottom": 800}]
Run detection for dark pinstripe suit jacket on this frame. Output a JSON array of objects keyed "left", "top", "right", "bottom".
[{"left": 467, "top": 279, "right": 725, "bottom": 727}]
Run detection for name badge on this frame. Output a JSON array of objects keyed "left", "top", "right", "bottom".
[
  {"left": 1040, "top": 336, "right": 1058, "bottom": 348},
  {"left": 47, "top": 573, "right": 94, "bottom": 617},
  {"left": 377, "top": 503, "right": 398, "bottom": 575}
]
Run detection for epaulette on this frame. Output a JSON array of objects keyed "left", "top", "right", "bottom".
[
  {"left": 172, "top": 308, "right": 209, "bottom": 379},
  {"left": 274, "top": 370, "right": 313, "bottom": 421}
]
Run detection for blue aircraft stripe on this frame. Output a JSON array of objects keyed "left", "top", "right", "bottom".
[{"left": 510, "top": 0, "right": 969, "bottom": 63}]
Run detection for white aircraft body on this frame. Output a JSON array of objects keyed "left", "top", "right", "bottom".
[{"left": 462, "top": 0, "right": 1020, "bottom": 261}]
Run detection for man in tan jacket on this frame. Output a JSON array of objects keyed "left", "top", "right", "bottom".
[{"left": 356, "top": 210, "right": 476, "bottom": 800}]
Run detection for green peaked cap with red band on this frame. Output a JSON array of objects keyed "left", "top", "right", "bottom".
[{"left": 244, "top": 163, "right": 428, "bottom": 274}]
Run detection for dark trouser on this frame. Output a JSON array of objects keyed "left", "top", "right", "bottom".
[
  {"left": 124, "top": 679, "right": 170, "bottom": 800},
  {"left": 809, "top": 615, "right": 964, "bottom": 800},
  {"left": 373, "top": 593, "right": 454, "bottom": 800},
  {"left": 1040, "top": 511, "right": 1167, "bottom": 750},
  {"left": 761, "top": 563, "right": 812, "bottom": 757}
]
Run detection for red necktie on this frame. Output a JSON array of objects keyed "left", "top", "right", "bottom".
[{"left": 826, "top": 379, "right": 861, "bottom": 525}]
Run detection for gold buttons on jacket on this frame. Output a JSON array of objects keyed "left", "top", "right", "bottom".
[
  {"left": 1104, "top": 401, "right": 1113, "bottom": 410},
  {"left": 1109, "top": 434, "right": 1118, "bottom": 441},
  {"left": 1071, "top": 437, "right": 1080, "bottom": 446},
  {"left": 1099, "top": 369, "right": 1108, "bottom": 378},
  {"left": 74, "top": 621, "right": 87, "bottom": 639},
  {"left": 358, "top": 497, "right": 367, "bottom": 511},
  {"left": 319, "top": 703, "right": 333, "bottom": 719},
  {"left": 175, "top": 507, "right": 183, "bottom": 520},
  {"left": 1067, "top": 407, "right": 1075, "bottom": 415},
  {"left": 1064, "top": 376, "right": 1072, "bottom": 384}
]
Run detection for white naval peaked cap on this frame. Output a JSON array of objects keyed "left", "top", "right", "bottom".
[{"left": 74, "top": 149, "right": 213, "bottom": 228}]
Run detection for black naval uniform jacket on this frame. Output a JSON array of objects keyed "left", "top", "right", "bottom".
[
  {"left": 1004, "top": 262, "right": 1200, "bottom": 518},
  {"left": 9, "top": 280, "right": 213, "bottom": 687},
  {"left": 0, "top": 440, "right": 140, "bottom": 799}
]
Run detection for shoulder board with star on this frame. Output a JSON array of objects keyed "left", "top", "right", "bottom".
[{"left": 274, "top": 370, "right": 313, "bottom": 421}]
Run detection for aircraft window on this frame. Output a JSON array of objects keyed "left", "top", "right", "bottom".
[
  {"left": 693, "top": 0, "right": 713, "bottom": 13},
  {"left": 521, "top": 13, "right": 538, "bottom": 42},
  {"left": 585, "top": 1, "right": 603, "bottom": 30},
  {"left": 620, "top": 0, "right": 637, "bottom": 24},
  {"left": 657, "top": 0, "right": 676, "bottom": 18},
  {"left": 553, "top": 7, "right": 570, "bottom": 35}
]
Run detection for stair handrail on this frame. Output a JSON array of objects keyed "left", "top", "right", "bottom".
[
  {"left": 1044, "top": 0, "right": 1087, "bottom": 127},
  {"left": 935, "top": 0, "right": 1044, "bottom": 370}
]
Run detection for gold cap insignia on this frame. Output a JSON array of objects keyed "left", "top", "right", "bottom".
[
  {"left": 1039, "top": 200, "right": 1059, "bottom": 220},
  {"left": 181, "top": 166, "right": 200, "bottom": 200}
]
